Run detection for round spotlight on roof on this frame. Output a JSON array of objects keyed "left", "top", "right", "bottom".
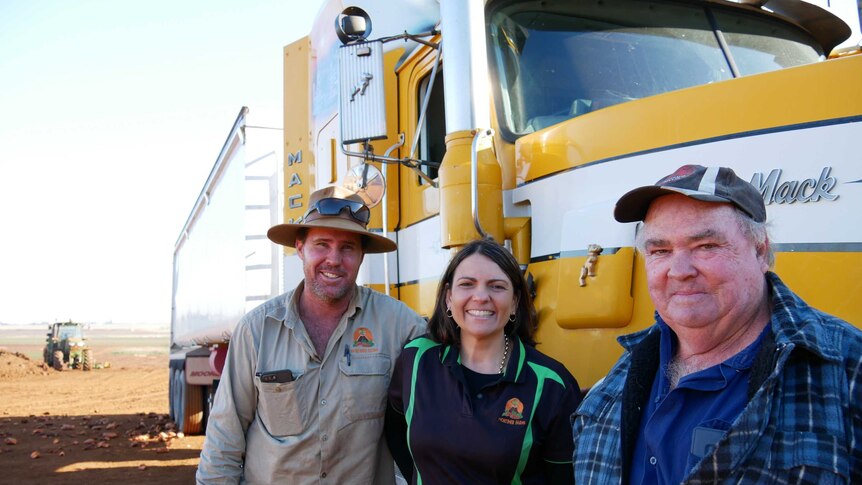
[{"left": 335, "top": 6, "right": 372, "bottom": 45}]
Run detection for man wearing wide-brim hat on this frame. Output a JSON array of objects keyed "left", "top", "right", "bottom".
[
  {"left": 572, "top": 164, "right": 862, "bottom": 484},
  {"left": 198, "top": 186, "right": 426, "bottom": 485}
]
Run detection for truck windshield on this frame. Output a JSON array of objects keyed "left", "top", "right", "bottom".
[{"left": 487, "top": 0, "right": 824, "bottom": 139}]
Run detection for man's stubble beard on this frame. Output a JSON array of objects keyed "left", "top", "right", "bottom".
[{"left": 306, "top": 277, "right": 354, "bottom": 304}]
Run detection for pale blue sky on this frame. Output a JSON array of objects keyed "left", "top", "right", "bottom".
[{"left": 0, "top": 0, "right": 324, "bottom": 325}]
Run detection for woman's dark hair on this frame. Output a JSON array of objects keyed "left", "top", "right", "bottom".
[{"left": 427, "top": 238, "right": 537, "bottom": 346}]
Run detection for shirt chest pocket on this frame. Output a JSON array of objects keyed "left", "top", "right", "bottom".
[
  {"left": 762, "top": 431, "right": 850, "bottom": 483},
  {"left": 339, "top": 354, "right": 391, "bottom": 424},
  {"left": 256, "top": 373, "right": 315, "bottom": 437}
]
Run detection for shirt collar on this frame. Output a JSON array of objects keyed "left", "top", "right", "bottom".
[
  {"left": 723, "top": 324, "right": 769, "bottom": 370},
  {"left": 766, "top": 271, "right": 841, "bottom": 362},
  {"left": 654, "top": 318, "right": 767, "bottom": 392},
  {"left": 441, "top": 335, "right": 528, "bottom": 383},
  {"left": 655, "top": 313, "right": 769, "bottom": 366}
]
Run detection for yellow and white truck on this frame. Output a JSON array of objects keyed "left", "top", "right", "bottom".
[
  {"left": 172, "top": 0, "right": 862, "bottom": 433},
  {"left": 282, "top": 0, "right": 861, "bottom": 387}
]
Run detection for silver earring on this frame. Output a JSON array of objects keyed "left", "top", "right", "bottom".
[
  {"left": 446, "top": 307, "right": 453, "bottom": 318},
  {"left": 509, "top": 313, "right": 516, "bottom": 323}
]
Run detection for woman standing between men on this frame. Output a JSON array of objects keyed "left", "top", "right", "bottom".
[{"left": 386, "top": 239, "right": 581, "bottom": 484}]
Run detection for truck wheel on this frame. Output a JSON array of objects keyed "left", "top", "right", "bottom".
[
  {"left": 170, "top": 368, "right": 184, "bottom": 423},
  {"left": 202, "top": 383, "right": 217, "bottom": 434},
  {"left": 180, "top": 371, "right": 204, "bottom": 435},
  {"left": 172, "top": 369, "right": 183, "bottom": 423},
  {"left": 168, "top": 368, "right": 179, "bottom": 423},
  {"left": 52, "top": 350, "right": 64, "bottom": 371},
  {"left": 82, "top": 349, "right": 93, "bottom": 371}
]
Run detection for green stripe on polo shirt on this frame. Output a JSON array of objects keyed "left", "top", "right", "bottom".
[
  {"left": 514, "top": 339, "right": 526, "bottom": 380},
  {"left": 512, "top": 362, "right": 566, "bottom": 484},
  {"left": 404, "top": 337, "right": 440, "bottom": 485}
]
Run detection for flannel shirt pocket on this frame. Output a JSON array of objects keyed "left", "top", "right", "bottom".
[{"left": 769, "top": 430, "right": 850, "bottom": 482}]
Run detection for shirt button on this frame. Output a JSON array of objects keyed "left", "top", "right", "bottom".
[
  {"left": 476, "top": 393, "right": 484, "bottom": 400},
  {"left": 320, "top": 399, "right": 327, "bottom": 406},
  {"left": 321, "top": 472, "right": 327, "bottom": 478},
  {"left": 321, "top": 434, "right": 328, "bottom": 441},
  {"left": 649, "top": 456, "right": 657, "bottom": 465}
]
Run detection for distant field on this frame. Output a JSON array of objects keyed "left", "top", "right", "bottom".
[{"left": 0, "top": 327, "right": 169, "bottom": 362}]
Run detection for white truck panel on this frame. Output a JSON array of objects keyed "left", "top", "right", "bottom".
[
  {"left": 172, "top": 107, "right": 283, "bottom": 347},
  {"left": 513, "top": 120, "right": 862, "bottom": 258}
]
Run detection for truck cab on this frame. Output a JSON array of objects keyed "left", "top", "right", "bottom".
[
  {"left": 171, "top": 0, "right": 862, "bottom": 434},
  {"left": 283, "top": 0, "right": 862, "bottom": 387}
]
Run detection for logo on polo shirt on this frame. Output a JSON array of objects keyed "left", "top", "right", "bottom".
[
  {"left": 352, "top": 327, "right": 378, "bottom": 353},
  {"left": 499, "top": 398, "right": 526, "bottom": 425}
]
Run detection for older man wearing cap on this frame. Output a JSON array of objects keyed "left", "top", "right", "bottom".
[
  {"left": 572, "top": 165, "right": 862, "bottom": 484},
  {"left": 197, "top": 187, "right": 426, "bottom": 485}
]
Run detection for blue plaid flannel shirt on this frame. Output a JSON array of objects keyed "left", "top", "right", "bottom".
[{"left": 572, "top": 272, "right": 862, "bottom": 484}]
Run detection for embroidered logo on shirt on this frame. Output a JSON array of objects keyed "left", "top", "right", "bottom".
[
  {"left": 353, "top": 327, "right": 375, "bottom": 347},
  {"left": 351, "top": 327, "right": 378, "bottom": 353},
  {"left": 499, "top": 398, "right": 526, "bottom": 425}
]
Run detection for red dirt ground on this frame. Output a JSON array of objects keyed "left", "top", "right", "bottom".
[{"left": 0, "top": 332, "right": 205, "bottom": 484}]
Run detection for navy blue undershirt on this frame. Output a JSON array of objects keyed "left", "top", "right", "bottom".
[
  {"left": 461, "top": 365, "right": 503, "bottom": 394},
  {"left": 630, "top": 320, "right": 769, "bottom": 485}
]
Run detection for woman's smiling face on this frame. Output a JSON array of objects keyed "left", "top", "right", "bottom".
[{"left": 445, "top": 253, "right": 517, "bottom": 342}]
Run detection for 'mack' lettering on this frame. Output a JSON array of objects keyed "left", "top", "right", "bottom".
[{"left": 749, "top": 167, "right": 838, "bottom": 205}]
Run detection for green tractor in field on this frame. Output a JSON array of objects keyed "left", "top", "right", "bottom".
[{"left": 43, "top": 321, "right": 94, "bottom": 371}]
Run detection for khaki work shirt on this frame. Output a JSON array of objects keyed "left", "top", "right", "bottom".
[{"left": 197, "top": 282, "right": 426, "bottom": 484}]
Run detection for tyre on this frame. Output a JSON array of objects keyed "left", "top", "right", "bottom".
[
  {"left": 180, "top": 371, "right": 204, "bottom": 435},
  {"left": 170, "top": 368, "right": 184, "bottom": 424},
  {"left": 82, "top": 349, "right": 93, "bottom": 371},
  {"left": 52, "top": 350, "right": 64, "bottom": 371},
  {"left": 168, "top": 369, "right": 177, "bottom": 422},
  {"left": 203, "top": 383, "right": 217, "bottom": 433}
]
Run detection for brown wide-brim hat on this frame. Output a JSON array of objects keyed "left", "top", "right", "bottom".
[{"left": 267, "top": 186, "right": 397, "bottom": 254}]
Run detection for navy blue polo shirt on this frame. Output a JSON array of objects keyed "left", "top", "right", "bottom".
[
  {"left": 389, "top": 336, "right": 581, "bottom": 485},
  {"left": 630, "top": 320, "right": 769, "bottom": 485}
]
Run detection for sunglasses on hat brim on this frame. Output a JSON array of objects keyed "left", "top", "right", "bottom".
[{"left": 304, "top": 197, "right": 371, "bottom": 225}]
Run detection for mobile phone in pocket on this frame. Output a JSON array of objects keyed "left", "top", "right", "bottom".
[{"left": 256, "top": 369, "right": 295, "bottom": 383}]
